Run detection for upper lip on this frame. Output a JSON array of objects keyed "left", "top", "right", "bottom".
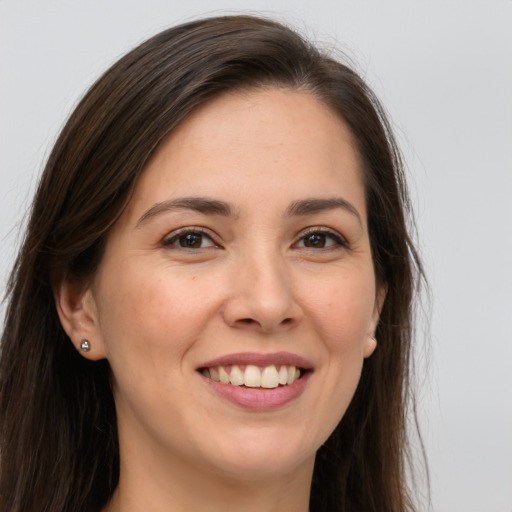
[{"left": 199, "top": 351, "right": 314, "bottom": 370}]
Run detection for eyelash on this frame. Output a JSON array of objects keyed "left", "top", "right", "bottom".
[
  {"left": 162, "top": 226, "right": 348, "bottom": 251},
  {"left": 293, "top": 228, "right": 348, "bottom": 250},
  {"left": 162, "top": 227, "right": 218, "bottom": 250}
]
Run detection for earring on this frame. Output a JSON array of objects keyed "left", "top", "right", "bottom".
[{"left": 79, "top": 340, "right": 91, "bottom": 352}]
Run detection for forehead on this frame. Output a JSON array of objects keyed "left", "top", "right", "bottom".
[{"left": 127, "top": 87, "right": 366, "bottom": 219}]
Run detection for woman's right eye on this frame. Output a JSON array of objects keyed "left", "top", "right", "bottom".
[{"left": 163, "top": 229, "right": 217, "bottom": 249}]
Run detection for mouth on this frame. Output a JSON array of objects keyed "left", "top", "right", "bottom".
[
  {"left": 198, "top": 364, "right": 308, "bottom": 389},
  {"left": 197, "top": 352, "right": 313, "bottom": 410},
  {"left": 197, "top": 351, "right": 313, "bottom": 390}
]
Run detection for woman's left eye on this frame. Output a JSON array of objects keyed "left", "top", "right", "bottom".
[
  {"left": 294, "top": 230, "right": 346, "bottom": 249},
  {"left": 163, "top": 230, "right": 217, "bottom": 249}
]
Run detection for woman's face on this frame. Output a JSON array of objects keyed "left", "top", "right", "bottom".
[{"left": 82, "top": 88, "right": 382, "bottom": 481}]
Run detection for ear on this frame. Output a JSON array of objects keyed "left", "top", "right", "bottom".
[
  {"left": 54, "top": 278, "right": 107, "bottom": 361},
  {"left": 363, "top": 284, "right": 388, "bottom": 359}
]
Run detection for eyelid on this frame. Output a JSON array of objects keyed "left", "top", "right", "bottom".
[
  {"left": 293, "top": 226, "right": 349, "bottom": 249},
  {"left": 162, "top": 226, "right": 221, "bottom": 248}
]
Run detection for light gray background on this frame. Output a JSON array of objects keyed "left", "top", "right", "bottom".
[{"left": 1, "top": 1, "right": 511, "bottom": 511}]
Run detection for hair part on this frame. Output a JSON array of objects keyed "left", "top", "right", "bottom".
[{"left": 0, "top": 15, "right": 425, "bottom": 512}]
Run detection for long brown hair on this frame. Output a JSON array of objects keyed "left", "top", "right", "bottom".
[{"left": 0, "top": 15, "right": 425, "bottom": 512}]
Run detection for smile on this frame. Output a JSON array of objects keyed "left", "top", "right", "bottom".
[
  {"left": 197, "top": 352, "right": 313, "bottom": 409},
  {"left": 200, "top": 364, "right": 304, "bottom": 389}
]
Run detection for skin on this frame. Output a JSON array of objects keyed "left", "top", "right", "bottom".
[{"left": 56, "top": 88, "right": 384, "bottom": 512}]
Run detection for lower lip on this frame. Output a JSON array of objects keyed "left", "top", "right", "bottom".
[{"left": 201, "top": 372, "right": 311, "bottom": 411}]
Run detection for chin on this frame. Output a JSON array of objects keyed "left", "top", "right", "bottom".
[{"left": 196, "top": 425, "right": 319, "bottom": 481}]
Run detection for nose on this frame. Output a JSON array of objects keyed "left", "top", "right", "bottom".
[{"left": 222, "top": 251, "right": 303, "bottom": 333}]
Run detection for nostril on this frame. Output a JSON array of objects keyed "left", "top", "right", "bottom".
[{"left": 236, "top": 317, "right": 293, "bottom": 329}]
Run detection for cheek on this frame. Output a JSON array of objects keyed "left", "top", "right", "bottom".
[
  {"left": 309, "top": 275, "right": 376, "bottom": 352},
  {"left": 93, "top": 267, "right": 210, "bottom": 408},
  {"left": 94, "top": 261, "right": 225, "bottom": 367},
  {"left": 305, "top": 279, "right": 375, "bottom": 436}
]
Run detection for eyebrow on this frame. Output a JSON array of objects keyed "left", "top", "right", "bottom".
[
  {"left": 136, "top": 197, "right": 233, "bottom": 227},
  {"left": 136, "top": 195, "right": 362, "bottom": 228},
  {"left": 286, "top": 198, "right": 362, "bottom": 226}
]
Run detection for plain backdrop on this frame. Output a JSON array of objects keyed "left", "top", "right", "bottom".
[{"left": 1, "top": 1, "right": 511, "bottom": 511}]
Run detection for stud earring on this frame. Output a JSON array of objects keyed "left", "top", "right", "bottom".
[{"left": 79, "top": 340, "right": 91, "bottom": 352}]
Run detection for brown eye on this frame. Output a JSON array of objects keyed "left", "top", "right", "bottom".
[
  {"left": 178, "top": 233, "right": 203, "bottom": 248},
  {"left": 164, "top": 230, "right": 216, "bottom": 249},
  {"left": 303, "top": 233, "right": 327, "bottom": 248},
  {"left": 295, "top": 230, "right": 346, "bottom": 250}
]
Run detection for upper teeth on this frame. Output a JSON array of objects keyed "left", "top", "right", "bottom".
[{"left": 201, "top": 364, "right": 301, "bottom": 389}]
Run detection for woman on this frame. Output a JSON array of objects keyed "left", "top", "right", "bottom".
[{"left": 0, "top": 15, "right": 424, "bottom": 512}]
